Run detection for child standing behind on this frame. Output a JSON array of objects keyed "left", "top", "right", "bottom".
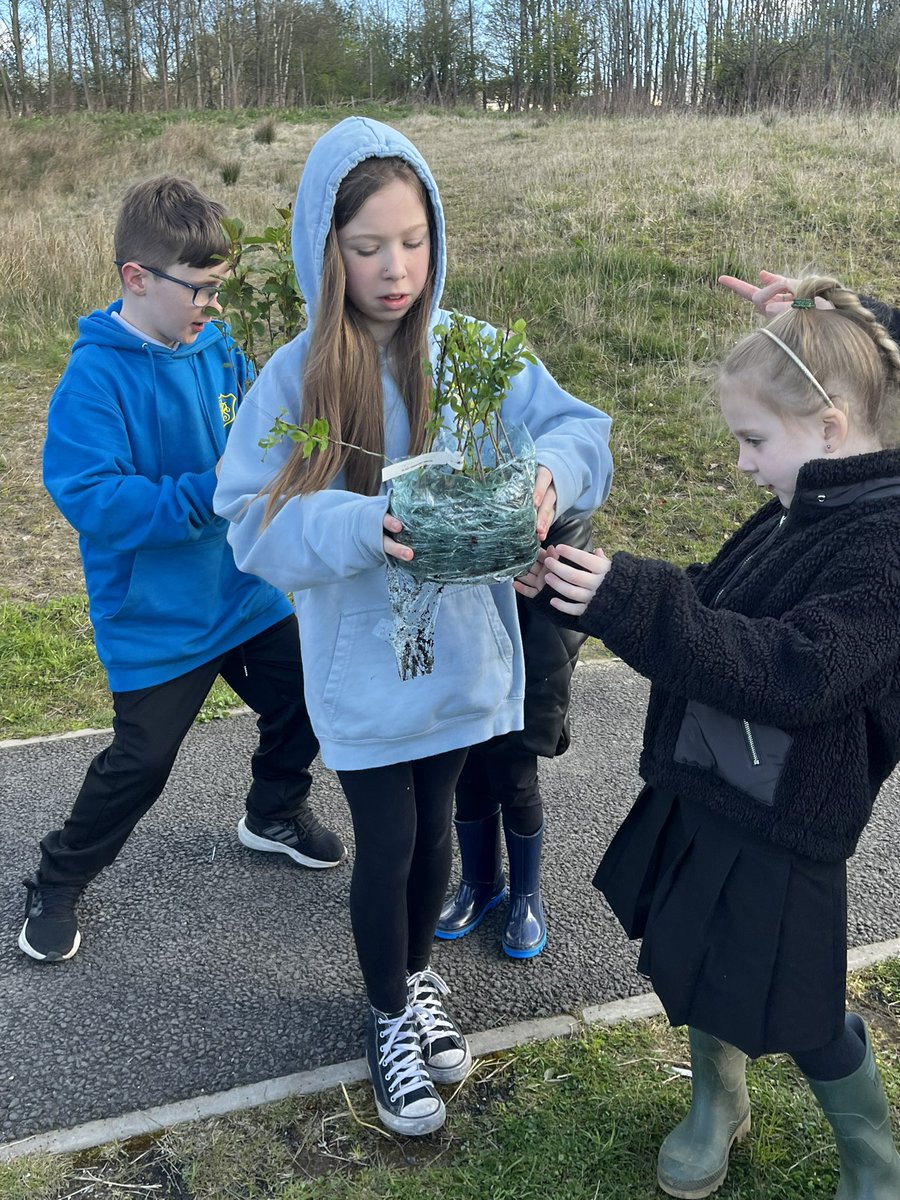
[
  {"left": 215, "top": 117, "right": 612, "bottom": 1136},
  {"left": 436, "top": 511, "right": 594, "bottom": 959},
  {"left": 20, "top": 176, "right": 345, "bottom": 965},
  {"left": 517, "top": 277, "right": 900, "bottom": 1198}
]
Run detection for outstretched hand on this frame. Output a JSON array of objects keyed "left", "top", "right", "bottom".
[
  {"left": 718, "top": 270, "right": 800, "bottom": 316},
  {"left": 718, "top": 270, "right": 834, "bottom": 316},
  {"left": 515, "top": 543, "right": 612, "bottom": 614},
  {"left": 542, "top": 544, "right": 612, "bottom": 614}
]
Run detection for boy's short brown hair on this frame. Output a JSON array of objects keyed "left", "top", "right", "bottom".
[{"left": 114, "top": 175, "right": 228, "bottom": 269}]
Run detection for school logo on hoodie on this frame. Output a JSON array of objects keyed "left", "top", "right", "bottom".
[{"left": 219, "top": 393, "right": 238, "bottom": 425}]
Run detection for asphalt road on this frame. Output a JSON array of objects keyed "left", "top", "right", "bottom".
[{"left": 2, "top": 660, "right": 900, "bottom": 1146}]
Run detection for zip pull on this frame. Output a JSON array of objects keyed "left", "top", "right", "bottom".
[{"left": 742, "top": 720, "right": 760, "bottom": 766}]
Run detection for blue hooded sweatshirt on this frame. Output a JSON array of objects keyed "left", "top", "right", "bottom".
[
  {"left": 214, "top": 117, "right": 613, "bottom": 770},
  {"left": 43, "top": 304, "right": 291, "bottom": 690}
]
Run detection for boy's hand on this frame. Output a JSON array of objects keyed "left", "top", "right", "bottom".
[
  {"left": 533, "top": 467, "right": 557, "bottom": 542},
  {"left": 383, "top": 512, "right": 414, "bottom": 562},
  {"left": 542, "top": 543, "right": 612, "bottom": 615}
]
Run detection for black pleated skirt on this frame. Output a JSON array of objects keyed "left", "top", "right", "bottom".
[{"left": 594, "top": 786, "right": 848, "bottom": 1059}]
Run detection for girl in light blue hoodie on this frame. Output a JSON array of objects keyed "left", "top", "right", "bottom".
[{"left": 215, "top": 117, "right": 612, "bottom": 1136}]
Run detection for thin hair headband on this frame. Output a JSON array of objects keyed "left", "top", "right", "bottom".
[{"left": 759, "top": 326, "right": 835, "bottom": 408}]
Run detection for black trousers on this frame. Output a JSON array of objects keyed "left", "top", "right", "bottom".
[
  {"left": 454, "top": 734, "right": 542, "bottom": 837},
  {"left": 338, "top": 747, "right": 468, "bottom": 1014},
  {"left": 39, "top": 615, "right": 318, "bottom": 887}
]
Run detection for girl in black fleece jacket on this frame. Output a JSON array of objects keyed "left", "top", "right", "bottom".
[{"left": 516, "top": 277, "right": 900, "bottom": 1200}]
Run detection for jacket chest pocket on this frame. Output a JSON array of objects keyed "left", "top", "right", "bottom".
[{"left": 673, "top": 699, "right": 793, "bottom": 806}]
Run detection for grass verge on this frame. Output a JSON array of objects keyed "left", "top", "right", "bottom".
[
  {"left": 0, "top": 594, "right": 239, "bottom": 739},
  {"left": 1, "top": 958, "right": 898, "bottom": 1199}
]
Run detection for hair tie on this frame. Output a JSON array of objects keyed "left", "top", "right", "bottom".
[
  {"left": 759, "top": 327, "right": 835, "bottom": 407},
  {"left": 791, "top": 297, "right": 816, "bottom": 309}
]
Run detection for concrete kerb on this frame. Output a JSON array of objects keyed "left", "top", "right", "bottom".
[{"left": 4, "top": 934, "right": 899, "bottom": 1165}]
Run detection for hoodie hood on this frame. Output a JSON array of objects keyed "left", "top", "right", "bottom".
[
  {"left": 291, "top": 117, "right": 446, "bottom": 324},
  {"left": 73, "top": 300, "right": 225, "bottom": 359}
]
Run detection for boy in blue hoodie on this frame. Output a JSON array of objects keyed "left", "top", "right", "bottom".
[{"left": 18, "top": 175, "right": 345, "bottom": 964}]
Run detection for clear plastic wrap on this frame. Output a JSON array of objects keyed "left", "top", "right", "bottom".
[
  {"left": 385, "top": 425, "right": 539, "bottom": 680},
  {"left": 385, "top": 567, "right": 445, "bottom": 680},
  {"left": 389, "top": 425, "right": 539, "bottom": 584}
]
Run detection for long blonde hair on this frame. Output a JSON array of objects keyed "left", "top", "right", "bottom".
[
  {"left": 722, "top": 275, "right": 900, "bottom": 444},
  {"left": 264, "top": 157, "right": 437, "bottom": 520}
]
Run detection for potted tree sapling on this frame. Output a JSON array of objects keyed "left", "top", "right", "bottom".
[
  {"left": 257, "top": 311, "right": 542, "bottom": 586},
  {"left": 241, "top": 280, "right": 542, "bottom": 675},
  {"left": 387, "top": 312, "right": 541, "bottom": 584}
]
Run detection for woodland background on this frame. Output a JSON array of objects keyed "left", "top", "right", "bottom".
[{"left": 3, "top": 0, "right": 900, "bottom": 118}]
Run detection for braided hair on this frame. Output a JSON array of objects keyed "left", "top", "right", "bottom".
[{"left": 723, "top": 275, "right": 900, "bottom": 446}]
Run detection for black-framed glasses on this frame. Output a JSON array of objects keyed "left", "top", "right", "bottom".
[{"left": 115, "top": 261, "right": 224, "bottom": 308}]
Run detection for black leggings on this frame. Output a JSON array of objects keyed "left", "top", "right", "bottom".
[
  {"left": 790, "top": 1021, "right": 865, "bottom": 1081},
  {"left": 338, "top": 747, "right": 468, "bottom": 1014},
  {"left": 454, "top": 734, "right": 542, "bottom": 836}
]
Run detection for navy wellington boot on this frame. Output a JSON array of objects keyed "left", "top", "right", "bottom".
[
  {"left": 435, "top": 810, "right": 506, "bottom": 939},
  {"left": 502, "top": 823, "right": 547, "bottom": 959}
]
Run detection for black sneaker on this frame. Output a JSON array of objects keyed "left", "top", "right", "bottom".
[
  {"left": 18, "top": 875, "right": 82, "bottom": 962},
  {"left": 238, "top": 806, "right": 346, "bottom": 869},
  {"left": 408, "top": 967, "right": 473, "bottom": 1084},
  {"left": 366, "top": 1004, "right": 446, "bottom": 1136}
]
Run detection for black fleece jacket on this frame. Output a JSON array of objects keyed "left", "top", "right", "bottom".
[
  {"left": 554, "top": 449, "right": 900, "bottom": 862},
  {"left": 862, "top": 296, "right": 900, "bottom": 344}
]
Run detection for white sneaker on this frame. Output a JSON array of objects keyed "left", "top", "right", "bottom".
[{"left": 366, "top": 1004, "right": 446, "bottom": 1136}]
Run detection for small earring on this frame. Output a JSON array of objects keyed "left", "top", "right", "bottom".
[{"left": 825, "top": 442, "right": 832, "bottom": 451}]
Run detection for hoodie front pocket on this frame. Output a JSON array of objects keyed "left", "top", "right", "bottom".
[{"left": 674, "top": 699, "right": 793, "bottom": 806}]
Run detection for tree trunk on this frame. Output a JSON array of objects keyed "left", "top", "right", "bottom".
[{"left": 9, "top": 0, "right": 30, "bottom": 114}]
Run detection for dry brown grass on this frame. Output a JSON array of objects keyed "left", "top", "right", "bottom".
[{"left": 3, "top": 109, "right": 900, "bottom": 606}]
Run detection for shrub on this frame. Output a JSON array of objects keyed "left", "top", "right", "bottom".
[{"left": 253, "top": 116, "right": 278, "bottom": 144}]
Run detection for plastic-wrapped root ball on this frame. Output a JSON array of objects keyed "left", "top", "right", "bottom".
[{"left": 386, "top": 425, "right": 539, "bottom": 680}]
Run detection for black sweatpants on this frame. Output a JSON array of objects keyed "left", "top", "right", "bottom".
[
  {"left": 38, "top": 615, "right": 318, "bottom": 887},
  {"left": 454, "top": 734, "right": 542, "bottom": 836},
  {"left": 338, "top": 747, "right": 468, "bottom": 1014}
]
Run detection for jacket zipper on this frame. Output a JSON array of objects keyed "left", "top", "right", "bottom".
[
  {"left": 711, "top": 513, "right": 784, "bottom": 772},
  {"left": 742, "top": 720, "right": 760, "bottom": 766},
  {"left": 713, "top": 513, "right": 786, "bottom": 608}
]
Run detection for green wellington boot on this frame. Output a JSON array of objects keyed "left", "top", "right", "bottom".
[
  {"left": 657, "top": 1027, "right": 751, "bottom": 1199},
  {"left": 805, "top": 1013, "right": 900, "bottom": 1200}
]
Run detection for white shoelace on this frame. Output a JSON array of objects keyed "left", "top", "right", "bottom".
[
  {"left": 407, "top": 968, "right": 458, "bottom": 1050},
  {"left": 375, "top": 1007, "right": 432, "bottom": 1099}
]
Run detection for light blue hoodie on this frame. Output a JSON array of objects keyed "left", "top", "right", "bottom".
[{"left": 215, "top": 117, "right": 613, "bottom": 770}]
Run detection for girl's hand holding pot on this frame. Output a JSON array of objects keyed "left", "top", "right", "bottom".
[
  {"left": 533, "top": 466, "right": 557, "bottom": 541},
  {"left": 383, "top": 511, "right": 414, "bottom": 562}
]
